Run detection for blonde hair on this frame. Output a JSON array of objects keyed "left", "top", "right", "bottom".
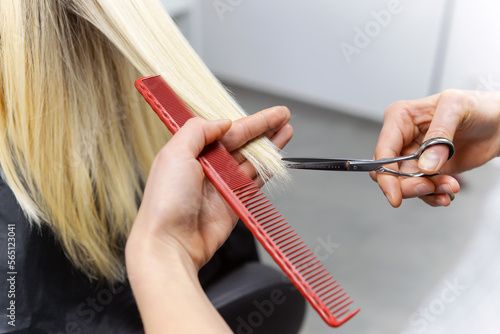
[{"left": 0, "top": 0, "right": 286, "bottom": 282}]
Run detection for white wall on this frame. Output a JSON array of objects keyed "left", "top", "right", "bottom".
[
  {"left": 439, "top": 0, "right": 500, "bottom": 93},
  {"left": 197, "top": 0, "right": 448, "bottom": 121}
]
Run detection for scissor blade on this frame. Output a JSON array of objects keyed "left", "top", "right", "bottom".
[
  {"left": 282, "top": 158, "right": 350, "bottom": 171},
  {"left": 283, "top": 158, "right": 347, "bottom": 163}
]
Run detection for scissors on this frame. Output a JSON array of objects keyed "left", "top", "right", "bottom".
[{"left": 282, "top": 137, "right": 455, "bottom": 178}]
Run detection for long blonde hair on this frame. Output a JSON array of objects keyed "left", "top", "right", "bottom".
[{"left": 0, "top": 0, "right": 286, "bottom": 282}]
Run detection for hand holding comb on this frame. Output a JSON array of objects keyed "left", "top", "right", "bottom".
[{"left": 135, "top": 75, "right": 359, "bottom": 327}]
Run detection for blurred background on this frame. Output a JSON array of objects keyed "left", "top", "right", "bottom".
[{"left": 163, "top": 1, "right": 500, "bottom": 333}]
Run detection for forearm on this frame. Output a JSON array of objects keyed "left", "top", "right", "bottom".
[{"left": 126, "top": 239, "right": 232, "bottom": 333}]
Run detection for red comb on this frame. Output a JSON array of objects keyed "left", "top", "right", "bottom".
[{"left": 135, "top": 75, "right": 359, "bottom": 327}]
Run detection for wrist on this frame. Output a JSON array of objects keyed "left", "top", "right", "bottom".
[
  {"left": 125, "top": 229, "right": 198, "bottom": 283},
  {"left": 125, "top": 234, "right": 229, "bottom": 334}
]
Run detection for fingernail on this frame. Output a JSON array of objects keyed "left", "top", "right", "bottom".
[
  {"left": 418, "top": 151, "right": 441, "bottom": 172},
  {"left": 415, "top": 183, "right": 432, "bottom": 196},
  {"left": 435, "top": 184, "right": 453, "bottom": 194}
]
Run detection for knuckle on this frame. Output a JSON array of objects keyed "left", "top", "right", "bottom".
[
  {"left": 432, "top": 89, "right": 473, "bottom": 137},
  {"left": 384, "top": 100, "right": 409, "bottom": 118},
  {"left": 439, "top": 89, "right": 469, "bottom": 109},
  {"left": 184, "top": 117, "right": 204, "bottom": 128},
  {"left": 237, "top": 120, "right": 254, "bottom": 140},
  {"left": 440, "top": 88, "right": 462, "bottom": 99},
  {"left": 428, "top": 128, "right": 451, "bottom": 139}
]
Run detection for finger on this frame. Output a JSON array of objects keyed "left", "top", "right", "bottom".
[
  {"left": 253, "top": 175, "right": 265, "bottom": 188},
  {"left": 419, "top": 90, "right": 469, "bottom": 173},
  {"left": 234, "top": 125, "right": 293, "bottom": 183},
  {"left": 167, "top": 118, "right": 232, "bottom": 158},
  {"left": 399, "top": 174, "right": 459, "bottom": 198},
  {"left": 221, "top": 106, "right": 291, "bottom": 152},
  {"left": 434, "top": 175, "right": 461, "bottom": 194},
  {"left": 230, "top": 150, "right": 265, "bottom": 187},
  {"left": 408, "top": 174, "right": 459, "bottom": 206},
  {"left": 400, "top": 178, "right": 436, "bottom": 198},
  {"left": 420, "top": 193, "right": 455, "bottom": 207},
  {"left": 238, "top": 124, "right": 293, "bottom": 171},
  {"left": 376, "top": 174, "right": 402, "bottom": 207},
  {"left": 418, "top": 145, "right": 451, "bottom": 174},
  {"left": 230, "top": 151, "right": 247, "bottom": 165},
  {"left": 375, "top": 170, "right": 460, "bottom": 208},
  {"left": 229, "top": 122, "right": 293, "bottom": 165},
  {"left": 269, "top": 123, "right": 293, "bottom": 150},
  {"left": 374, "top": 103, "right": 418, "bottom": 207},
  {"left": 238, "top": 160, "right": 258, "bottom": 180},
  {"left": 375, "top": 100, "right": 428, "bottom": 161}
]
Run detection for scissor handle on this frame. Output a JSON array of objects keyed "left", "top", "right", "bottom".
[
  {"left": 375, "top": 137, "right": 455, "bottom": 177},
  {"left": 374, "top": 167, "right": 440, "bottom": 178},
  {"left": 415, "top": 137, "right": 455, "bottom": 160}
]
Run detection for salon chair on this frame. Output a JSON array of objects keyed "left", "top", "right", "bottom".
[{"left": 206, "top": 262, "right": 306, "bottom": 334}]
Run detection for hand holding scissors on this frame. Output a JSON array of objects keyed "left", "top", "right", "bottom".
[{"left": 284, "top": 90, "right": 500, "bottom": 207}]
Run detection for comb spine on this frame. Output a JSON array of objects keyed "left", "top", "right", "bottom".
[{"left": 135, "top": 75, "right": 195, "bottom": 134}]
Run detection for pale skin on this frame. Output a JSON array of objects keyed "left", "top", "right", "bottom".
[
  {"left": 372, "top": 89, "right": 500, "bottom": 207},
  {"left": 125, "top": 106, "right": 293, "bottom": 333}
]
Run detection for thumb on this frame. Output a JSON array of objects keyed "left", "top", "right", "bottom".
[
  {"left": 418, "top": 145, "right": 451, "bottom": 174},
  {"left": 170, "top": 118, "right": 232, "bottom": 158},
  {"left": 418, "top": 91, "right": 465, "bottom": 174}
]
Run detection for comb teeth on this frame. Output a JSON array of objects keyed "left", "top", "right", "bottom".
[
  {"left": 233, "top": 183, "right": 359, "bottom": 326},
  {"left": 136, "top": 75, "right": 360, "bottom": 327}
]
